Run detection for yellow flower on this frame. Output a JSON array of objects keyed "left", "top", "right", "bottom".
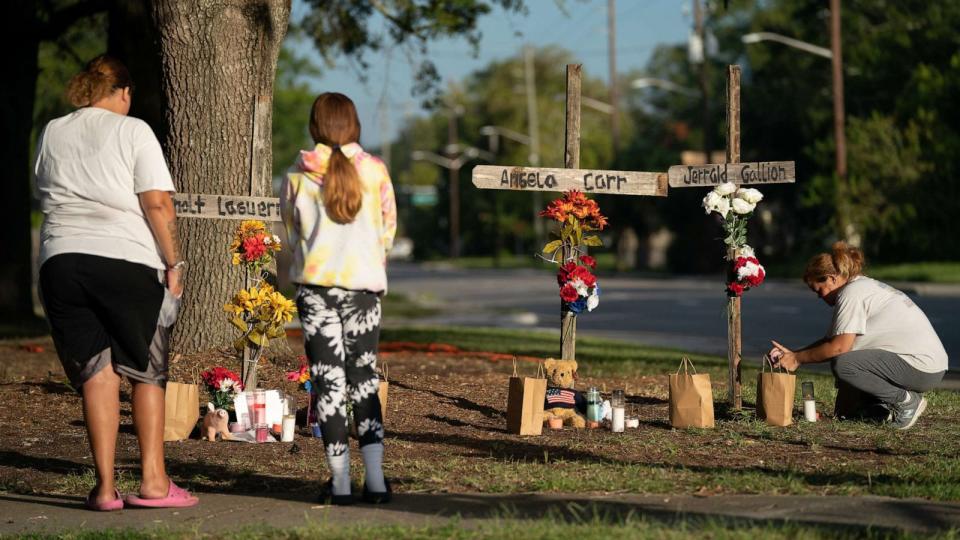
[{"left": 231, "top": 253, "right": 241, "bottom": 265}]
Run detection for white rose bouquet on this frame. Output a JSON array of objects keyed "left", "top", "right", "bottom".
[
  {"left": 701, "top": 183, "right": 767, "bottom": 297},
  {"left": 702, "top": 183, "right": 764, "bottom": 256}
]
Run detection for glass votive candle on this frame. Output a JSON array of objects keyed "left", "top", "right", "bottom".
[
  {"left": 801, "top": 381, "right": 816, "bottom": 422},
  {"left": 611, "top": 389, "right": 625, "bottom": 433}
]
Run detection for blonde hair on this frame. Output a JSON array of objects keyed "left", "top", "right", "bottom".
[
  {"left": 65, "top": 55, "right": 133, "bottom": 108},
  {"left": 803, "top": 241, "right": 865, "bottom": 285},
  {"left": 308, "top": 93, "right": 363, "bottom": 224}
]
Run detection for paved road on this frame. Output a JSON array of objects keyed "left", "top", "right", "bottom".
[
  {"left": 3, "top": 491, "right": 959, "bottom": 535},
  {"left": 387, "top": 263, "right": 959, "bottom": 370}
]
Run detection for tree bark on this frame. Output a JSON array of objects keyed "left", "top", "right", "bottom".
[
  {"left": 152, "top": 0, "right": 290, "bottom": 353},
  {"left": 1, "top": 0, "right": 42, "bottom": 326}
]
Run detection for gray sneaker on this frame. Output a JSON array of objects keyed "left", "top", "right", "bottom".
[{"left": 887, "top": 391, "right": 927, "bottom": 430}]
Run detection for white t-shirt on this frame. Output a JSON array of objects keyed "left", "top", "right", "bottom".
[
  {"left": 830, "top": 276, "right": 948, "bottom": 373},
  {"left": 34, "top": 107, "right": 175, "bottom": 270}
]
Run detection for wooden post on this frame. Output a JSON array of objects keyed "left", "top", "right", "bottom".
[
  {"left": 561, "top": 64, "right": 582, "bottom": 361},
  {"left": 726, "top": 65, "right": 742, "bottom": 410}
]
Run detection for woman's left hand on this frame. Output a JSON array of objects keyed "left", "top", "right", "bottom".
[{"left": 769, "top": 340, "right": 799, "bottom": 371}]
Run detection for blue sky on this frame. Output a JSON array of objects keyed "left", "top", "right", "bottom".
[{"left": 292, "top": 0, "right": 692, "bottom": 147}]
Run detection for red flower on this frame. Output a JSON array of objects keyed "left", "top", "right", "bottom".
[
  {"left": 567, "top": 265, "right": 597, "bottom": 287},
  {"left": 557, "top": 262, "right": 578, "bottom": 285},
  {"left": 242, "top": 235, "right": 268, "bottom": 261},
  {"left": 579, "top": 255, "right": 596, "bottom": 269},
  {"left": 560, "top": 283, "right": 579, "bottom": 302},
  {"left": 727, "top": 282, "right": 745, "bottom": 297}
]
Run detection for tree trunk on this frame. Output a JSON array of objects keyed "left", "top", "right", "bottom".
[
  {"left": 1, "top": 0, "right": 42, "bottom": 327},
  {"left": 152, "top": 0, "right": 290, "bottom": 353}
]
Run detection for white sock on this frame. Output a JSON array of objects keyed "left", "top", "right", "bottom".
[
  {"left": 361, "top": 443, "right": 386, "bottom": 492},
  {"left": 327, "top": 447, "right": 351, "bottom": 495}
]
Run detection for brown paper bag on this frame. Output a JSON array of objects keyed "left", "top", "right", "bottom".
[
  {"left": 163, "top": 380, "right": 200, "bottom": 441},
  {"left": 505, "top": 359, "right": 547, "bottom": 436},
  {"left": 669, "top": 356, "right": 715, "bottom": 428},
  {"left": 378, "top": 360, "right": 389, "bottom": 423},
  {"left": 757, "top": 354, "right": 796, "bottom": 426}
]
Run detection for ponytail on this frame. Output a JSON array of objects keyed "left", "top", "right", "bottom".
[
  {"left": 308, "top": 93, "right": 363, "bottom": 224},
  {"left": 323, "top": 147, "right": 363, "bottom": 224},
  {"left": 803, "top": 241, "right": 865, "bottom": 285},
  {"left": 65, "top": 55, "right": 132, "bottom": 108}
]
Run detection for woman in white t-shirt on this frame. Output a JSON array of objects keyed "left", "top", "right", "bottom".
[
  {"left": 35, "top": 55, "right": 198, "bottom": 510},
  {"left": 769, "top": 242, "right": 947, "bottom": 430}
]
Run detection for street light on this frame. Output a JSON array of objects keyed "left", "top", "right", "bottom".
[
  {"left": 741, "top": 32, "right": 832, "bottom": 59},
  {"left": 631, "top": 77, "right": 699, "bottom": 97},
  {"left": 411, "top": 148, "right": 488, "bottom": 258},
  {"left": 479, "top": 125, "right": 531, "bottom": 155}
]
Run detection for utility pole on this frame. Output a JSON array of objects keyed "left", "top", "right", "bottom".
[
  {"left": 524, "top": 45, "right": 544, "bottom": 244},
  {"left": 830, "top": 0, "right": 851, "bottom": 243},
  {"left": 607, "top": 0, "right": 619, "bottom": 155},
  {"left": 447, "top": 107, "right": 461, "bottom": 258},
  {"left": 694, "top": 0, "right": 712, "bottom": 159}
]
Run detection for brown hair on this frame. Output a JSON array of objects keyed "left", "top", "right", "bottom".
[
  {"left": 308, "top": 93, "right": 363, "bottom": 224},
  {"left": 803, "top": 241, "right": 865, "bottom": 285},
  {"left": 65, "top": 55, "right": 133, "bottom": 108}
]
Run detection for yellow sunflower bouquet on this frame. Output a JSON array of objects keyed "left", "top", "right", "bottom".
[{"left": 224, "top": 283, "right": 296, "bottom": 351}]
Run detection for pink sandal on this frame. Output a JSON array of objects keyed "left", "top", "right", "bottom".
[
  {"left": 85, "top": 488, "right": 124, "bottom": 511},
  {"left": 124, "top": 480, "right": 199, "bottom": 509}
]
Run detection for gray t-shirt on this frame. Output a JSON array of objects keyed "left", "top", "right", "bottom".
[
  {"left": 830, "top": 276, "right": 948, "bottom": 373},
  {"left": 35, "top": 107, "right": 175, "bottom": 270}
]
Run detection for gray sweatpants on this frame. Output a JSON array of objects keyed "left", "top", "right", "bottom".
[{"left": 832, "top": 349, "right": 944, "bottom": 406}]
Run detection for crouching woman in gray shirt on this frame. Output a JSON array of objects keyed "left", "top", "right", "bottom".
[{"left": 769, "top": 242, "right": 947, "bottom": 430}]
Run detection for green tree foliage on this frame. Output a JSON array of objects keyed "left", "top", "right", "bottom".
[
  {"left": 298, "top": 0, "right": 526, "bottom": 104},
  {"left": 271, "top": 38, "right": 322, "bottom": 182},
  {"left": 389, "top": 46, "right": 627, "bottom": 259}
]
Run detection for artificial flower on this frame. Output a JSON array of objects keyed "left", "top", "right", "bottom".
[
  {"left": 731, "top": 198, "right": 756, "bottom": 215},
  {"left": 715, "top": 182, "right": 737, "bottom": 196},
  {"left": 736, "top": 187, "right": 764, "bottom": 204},
  {"left": 560, "top": 283, "right": 579, "bottom": 303}
]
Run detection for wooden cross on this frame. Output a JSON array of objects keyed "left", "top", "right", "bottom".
[
  {"left": 472, "top": 64, "right": 668, "bottom": 362},
  {"left": 667, "top": 65, "right": 796, "bottom": 410}
]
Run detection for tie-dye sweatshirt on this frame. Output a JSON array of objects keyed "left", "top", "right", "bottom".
[{"left": 281, "top": 142, "right": 397, "bottom": 293}]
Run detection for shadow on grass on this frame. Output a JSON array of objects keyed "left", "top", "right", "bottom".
[{"left": 392, "top": 380, "right": 504, "bottom": 420}]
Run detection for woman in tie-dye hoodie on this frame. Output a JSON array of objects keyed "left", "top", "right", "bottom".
[{"left": 280, "top": 92, "right": 396, "bottom": 505}]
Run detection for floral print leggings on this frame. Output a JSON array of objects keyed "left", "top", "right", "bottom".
[{"left": 296, "top": 285, "right": 385, "bottom": 457}]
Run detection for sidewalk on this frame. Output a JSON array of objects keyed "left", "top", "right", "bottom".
[{"left": 3, "top": 491, "right": 959, "bottom": 535}]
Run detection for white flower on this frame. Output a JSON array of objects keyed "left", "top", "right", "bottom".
[
  {"left": 272, "top": 235, "right": 281, "bottom": 244},
  {"left": 731, "top": 198, "right": 756, "bottom": 215},
  {"left": 587, "top": 292, "right": 600, "bottom": 312},
  {"left": 715, "top": 182, "right": 737, "bottom": 196},
  {"left": 737, "top": 260, "right": 763, "bottom": 279},
  {"left": 736, "top": 187, "right": 764, "bottom": 204},
  {"left": 569, "top": 278, "right": 589, "bottom": 297},
  {"left": 263, "top": 236, "right": 272, "bottom": 245},
  {"left": 739, "top": 245, "right": 755, "bottom": 258},
  {"left": 219, "top": 379, "right": 234, "bottom": 392},
  {"left": 702, "top": 191, "right": 730, "bottom": 217}
]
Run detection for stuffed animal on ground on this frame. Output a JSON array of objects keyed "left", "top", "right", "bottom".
[
  {"left": 542, "top": 358, "right": 587, "bottom": 429},
  {"left": 202, "top": 402, "right": 233, "bottom": 441}
]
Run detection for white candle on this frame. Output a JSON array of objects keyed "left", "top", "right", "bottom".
[
  {"left": 612, "top": 407, "right": 625, "bottom": 432},
  {"left": 803, "top": 400, "right": 817, "bottom": 422},
  {"left": 281, "top": 414, "right": 296, "bottom": 442}
]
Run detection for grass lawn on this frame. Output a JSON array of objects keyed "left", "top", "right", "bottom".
[
  {"left": 17, "top": 517, "right": 952, "bottom": 540},
  {"left": 378, "top": 327, "right": 960, "bottom": 501}
]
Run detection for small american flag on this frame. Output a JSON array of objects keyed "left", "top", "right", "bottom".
[{"left": 546, "top": 388, "right": 576, "bottom": 406}]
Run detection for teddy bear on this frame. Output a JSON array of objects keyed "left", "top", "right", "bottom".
[
  {"left": 201, "top": 402, "right": 233, "bottom": 441},
  {"left": 542, "top": 358, "right": 587, "bottom": 429}
]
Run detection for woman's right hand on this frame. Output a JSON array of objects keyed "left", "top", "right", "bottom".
[{"left": 166, "top": 267, "right": 184, "bottom": 298}]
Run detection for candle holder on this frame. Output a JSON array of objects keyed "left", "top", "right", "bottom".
[
  {"left": 801, "top": 381, "right": 816, "bottom": 422},
  {"left": 611, "top": 389, "right": 625, "bottom": 432}
]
